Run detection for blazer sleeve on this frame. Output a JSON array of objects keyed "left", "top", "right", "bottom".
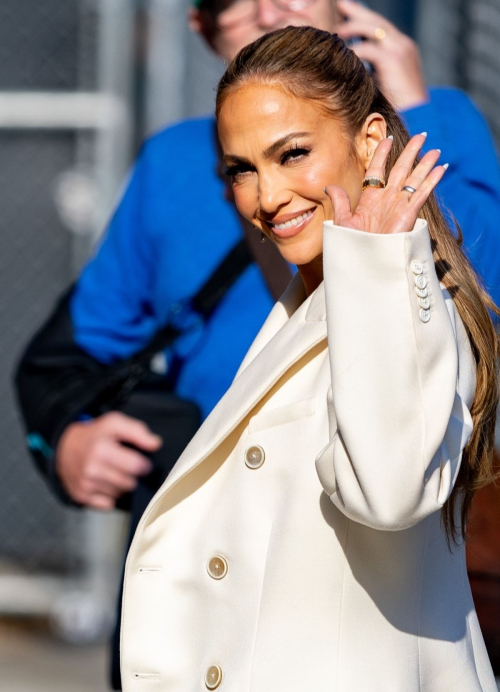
[
  {"left": 402, "top": 88, "right": 500, "bottom": 307},
  {"left": 315, "top": 218, "right": 476, "bottom": 531}
]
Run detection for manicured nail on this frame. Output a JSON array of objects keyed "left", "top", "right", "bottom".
[
  {"left": 420, "top": 132, "right": 428, "bottom": 137},
  {"left": 443, "top": 163, "right": 449, "bottom": 170},
  {"left": 387, "top": 135, "right": 394, "bottom": 140},
  {"left": 436, "top": 149, "right": 441, "bottom": 153},
  {"left": 322, "top": 187, "right": 327, "bottom": 192}
]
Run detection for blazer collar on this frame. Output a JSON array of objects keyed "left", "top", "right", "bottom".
[{"left": 149, "top": 276, "right": 327, "bottom": 506}]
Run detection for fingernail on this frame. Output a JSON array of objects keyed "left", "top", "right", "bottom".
[
  {"left": 443, "top": 163, "right": 449, "bottom": 170},
  {"left": 322, "top": 187, "right": 327, "bottom": 193},
  {"left": 436, "top": 148, "right": 441, "bottom": 154},
  {"left": 420, "top": 132, "right": 428, "bottom": 137},
  {"left": 387, "top": 135, "right": 394, "bottom": 140}
]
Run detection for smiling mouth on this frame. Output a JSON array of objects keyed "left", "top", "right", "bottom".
[{"left": 266, "top": 208, "right": 316, "bottom": 238}]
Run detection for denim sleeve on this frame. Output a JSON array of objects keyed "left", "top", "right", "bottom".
[
  {"left": 401, "top": 87, "right": 500, "bottom": 306},
  {"left": 70, "top": 141, "right": 160, "bottom": 363}
]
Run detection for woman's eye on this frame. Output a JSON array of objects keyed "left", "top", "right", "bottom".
[
  {"left": 233, "top": 170, "right": 253, "bottom": 182},
  {"left": 223, "top": 165, "right": 254, "bottom": 183},
  {"left": 281, "top": 147, "right": 311, "bottom": 165}
]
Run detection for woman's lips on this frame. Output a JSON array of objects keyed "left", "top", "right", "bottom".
[{"left": 266, "top": 207, "right": 316, "bottom": 239}]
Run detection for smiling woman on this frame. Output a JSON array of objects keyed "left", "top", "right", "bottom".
[{"left": 121, "top": 26, "right": 500, "bottom": 692}]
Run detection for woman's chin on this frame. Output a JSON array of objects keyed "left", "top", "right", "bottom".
[{"left": 272, "top": 237, "right": 323, "bottom": 269}]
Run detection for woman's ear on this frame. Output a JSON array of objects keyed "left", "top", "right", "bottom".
[{"left": 356, "top": 114, "right": 387, "bottom": 171}]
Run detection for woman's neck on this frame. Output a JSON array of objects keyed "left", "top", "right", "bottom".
[{"left": 297, "top": 254, "right": 324, "bottom": 297}]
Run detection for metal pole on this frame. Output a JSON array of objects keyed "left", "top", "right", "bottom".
[{"left": 145, "top": 0, "right": 187, "bottom": 136}]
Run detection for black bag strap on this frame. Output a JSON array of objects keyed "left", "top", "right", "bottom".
[
  {"left": 134, "top": 238, "right": 252, "bottom": 365},
  {"left": 192, "top": 239, "right": 253, "bottom": 317}
]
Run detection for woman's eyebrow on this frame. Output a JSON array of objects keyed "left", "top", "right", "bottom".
[
  {"left": 222, "top": 154, "right": 251, "bottom": 167},
  {"left": 263, "top": 132, "right": 311, "bottom": 159},
  {"left": 222, "top": 131, "right": 311, "bottom": 167}
]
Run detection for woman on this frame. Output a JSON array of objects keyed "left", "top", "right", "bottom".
[{"left": 121, "top": 27, "right": 499, "bottom": 691}]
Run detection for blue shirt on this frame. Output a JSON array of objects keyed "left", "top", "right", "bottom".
[{"left": 72, "top": 87, "right": 500, "bottom": 420}]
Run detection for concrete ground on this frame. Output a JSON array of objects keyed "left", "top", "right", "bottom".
[
  {"left": 0, "top": 619, "right": 110, "bottom": 692},
  {"left": 1, "top": 618, "right": 500, "bottom": 691}
]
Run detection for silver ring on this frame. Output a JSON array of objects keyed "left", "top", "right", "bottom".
[{"left": 402, "top": 185, "right": 417, "bottom": 194}]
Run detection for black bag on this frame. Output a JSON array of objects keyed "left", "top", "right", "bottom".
[{"left": 15, "top": 239, "right": 254, "bottom": 508}]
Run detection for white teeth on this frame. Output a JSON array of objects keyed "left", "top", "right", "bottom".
[{"left": 272, "top": 209, "right": 313, "bottom": 231}]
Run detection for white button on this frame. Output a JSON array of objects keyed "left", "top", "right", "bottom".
[
  {"left": 415, "top": 275, "right": 427, "bottom": 290},
  {"left": 207, "top": 556, "right": 228, "bottom": 580},
  {"left": 415, "top": 286, "right": 428, "bottom": 298},
  {"left": 419, "top": 297, "right": 430, "bottom": 309},
  {"left": 205, "top": 665, "right": 223, "bottom": 689},
  {"left": 411, "top": 260, "right": 423, "bottom": 275},
  {"left": 245, "top": 445, "right": 265, "bottom": 469},
  {"left": 420, "top": 309, "right": 431, "bottom": 323}
]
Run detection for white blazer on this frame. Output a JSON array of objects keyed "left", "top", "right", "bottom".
[{"left": 121, "top": 220, "right": 496, "bottom": 692}]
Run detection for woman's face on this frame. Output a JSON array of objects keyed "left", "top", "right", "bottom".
[{"left": 218, "top": 82, "right": 384, "bottom": 270}]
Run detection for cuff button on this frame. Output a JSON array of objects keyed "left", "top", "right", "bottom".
[
  {"left": 411, "top": 260, "right": 423, "bottom": 275},
  {"left": 419, "top": 308, "right": 431, "bottom": 323},
  {"left": 415, "top": 275, "right": 427, "bottom": 290}
]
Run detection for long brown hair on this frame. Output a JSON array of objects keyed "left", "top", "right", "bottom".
[{"left": 216, "top": 26, "right": 500, "bottom": 542}]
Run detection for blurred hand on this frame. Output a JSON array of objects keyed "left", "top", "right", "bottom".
[
  {"left": 336, "top": 0, "right": 428, "bottom": 111},
  {"left": 56, "top": 412, "right": 162, "bottom": 510}
]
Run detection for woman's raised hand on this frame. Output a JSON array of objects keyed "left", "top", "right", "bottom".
[{"left": 325, "top": 134, "right": 447, "bottom": 235}]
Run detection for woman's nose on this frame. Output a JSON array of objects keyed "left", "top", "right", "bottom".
[{"left": 258, "top": 175, "right": 292, "bottom": 214}]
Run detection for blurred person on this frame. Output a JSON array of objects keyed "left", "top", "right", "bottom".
[
  {"left": 14, "top": 0, "right": 500, "bottom": 689},
  {"left": 121, "top": 26, "right": 499, "bottom": 691}
]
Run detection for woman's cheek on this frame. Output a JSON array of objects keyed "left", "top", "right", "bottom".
[
  {"left": 232, "top": 184, "right": 256, "bottom": 223},
  {"left": 293, "top": 164, "right": 328, "bottom": 197}
]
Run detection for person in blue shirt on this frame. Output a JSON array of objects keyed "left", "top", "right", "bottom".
[{"left": 47, "top": 0, "right": 500, "bottom": 514}]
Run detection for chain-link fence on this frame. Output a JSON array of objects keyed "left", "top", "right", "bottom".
[
  {"left": 0, "top": 0, "right": 134, "bottom": 637},
  {"left": 0, "top": 1, "right": 87, "bottom": 577},
  {"left": 417, "top": 0, "right": 500, "bottom": 146}
]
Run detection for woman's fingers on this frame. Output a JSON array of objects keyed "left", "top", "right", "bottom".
[
  {"left": 408, "top": 164, "right": 448, "bottom": 211},
  {"left": 336, "top": 19, "right": 393, "bottom": 43},
  {"left": 387, "top": 133, "right": 427, "bottom": 188},
  {"left": 364, "top": 136, "right": 393, "bottom": 183},
  {"left": 402, "top": 148, "right": 442, "bottom": 193},
  {"left": 324, "top": 184, "right": 352, "bottom": 225}
]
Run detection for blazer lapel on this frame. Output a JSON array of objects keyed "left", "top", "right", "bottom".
[
  {"left": 156, "top": 278, "right": 327, "bottom": 495},
  {"left": 233, "top": 272, "right": 306, "bottom": 379}
]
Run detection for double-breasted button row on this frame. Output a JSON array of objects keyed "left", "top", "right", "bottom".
[
  {"left": 205, "top": 558, "right": 226, "bottom": 685},
  {"left": 411, "top": 260, "right": 430, "bottom": 323},
  {"left": 202, "top": 444, "right": 266, "bottom": 687}
]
